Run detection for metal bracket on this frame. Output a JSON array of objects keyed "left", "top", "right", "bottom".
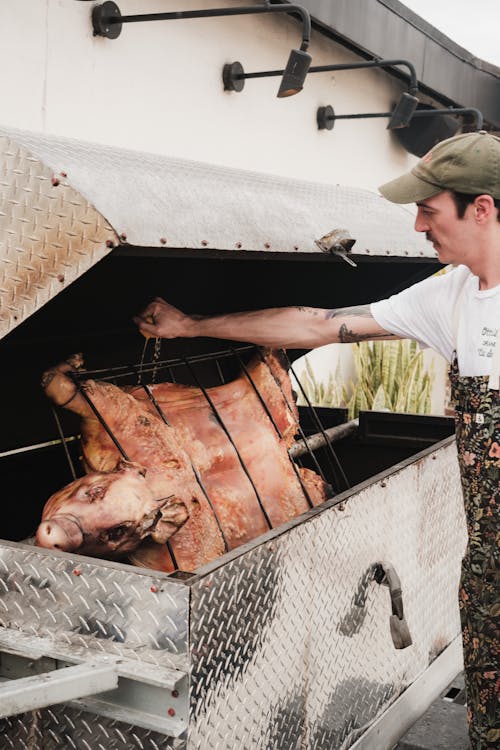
[
  {"left": 0, "top": 659, "right": 118, "bottom": 719},
  {"left": 0, "top": 627, "right": 188, "bottom": 735}
]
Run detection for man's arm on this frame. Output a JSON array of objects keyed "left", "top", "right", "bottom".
[{"left": 133, "top": 298, "right": 399, "bottom": 349}]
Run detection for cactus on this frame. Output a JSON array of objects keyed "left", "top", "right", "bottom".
[{"left": 296, "top": 340, "right": 435, "bottom": 418}]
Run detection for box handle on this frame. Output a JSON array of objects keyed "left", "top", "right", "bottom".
[{"left": 374, "top": 562, "right": 413, "bottom": 649}]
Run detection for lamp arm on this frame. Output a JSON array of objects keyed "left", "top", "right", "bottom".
[
  {"left": 411, "top": 107, "right": 483, "bottom": 130},
  {"left": 93, "top": 2, "right": 311, "bottom": 48},
  {"left": 309, "top": 58, "right": 418, "bottom": 95}
]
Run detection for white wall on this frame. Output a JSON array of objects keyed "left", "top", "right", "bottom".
[
  {"left": 2, "top": 0, "right": 447, "bottom": 410},
  {"left": 0, "top": 0, "right": 424, "bottom": 189}
]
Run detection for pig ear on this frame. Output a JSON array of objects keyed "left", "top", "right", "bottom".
[
  {"left": 150, "top": 497, "right": 190, "bottom": 543},
  {"left": 116, "top": 460, "right": 147, "bottom": 477}
]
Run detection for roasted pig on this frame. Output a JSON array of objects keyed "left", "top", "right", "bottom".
[{"left": 37, "top": 350, "right": 329, "bottom": 572}]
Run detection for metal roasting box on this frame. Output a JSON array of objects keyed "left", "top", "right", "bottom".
[{"left": 0, "top": 128, "right": 467, "bottom": 749}]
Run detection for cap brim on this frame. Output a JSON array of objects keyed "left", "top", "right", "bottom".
[{"left": 378, "top": 171, "right": 443, "bottom": 204}]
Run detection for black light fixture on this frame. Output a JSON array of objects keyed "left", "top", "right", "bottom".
[
  {"left": 317, "top": 101, "right": 483, "bottom": 153},
  {"left": 317, "top": 95, "right": 419, "bottom": 132},
  {"left": 316, "top": 98, "right": 419, "bottom": 131},
  {"left": 393, "top": 104, "right": 484, "bottom": 156},
  {"left": 92, "top": 1, "right": 312, "bottom": 98},
  {"left": 223, "top": 57, "right": 419, "bottom": 115}
]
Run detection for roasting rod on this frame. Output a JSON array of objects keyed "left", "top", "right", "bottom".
[{"left": 289, "top": 418, "right": 359, "bottom": 459}]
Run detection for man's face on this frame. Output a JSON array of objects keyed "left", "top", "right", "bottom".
[{"left": 414, "top": 191, "right": 477, "bottom": 265}]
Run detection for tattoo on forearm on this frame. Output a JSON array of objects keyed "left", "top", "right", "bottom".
[
  {"left": 325, "top": 304, "right": 371, "bottom": 320},
  {"left": 296, "top": 306, "right": 321, "bottom": 317},
  {"left": 338, "top": 324, "right": 394, "bottom": 343}
]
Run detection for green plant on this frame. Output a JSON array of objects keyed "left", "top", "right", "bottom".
[{"left": 296, "top": 340, "right": 434, "bottom": 419}]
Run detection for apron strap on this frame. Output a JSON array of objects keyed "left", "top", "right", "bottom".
[{"left": 488, "top": 326, "right": 500, "bottom": 390}]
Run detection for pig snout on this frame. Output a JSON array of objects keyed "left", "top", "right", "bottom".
[{"left": 36, "top": 515, "right": 83, "bottom": 551}]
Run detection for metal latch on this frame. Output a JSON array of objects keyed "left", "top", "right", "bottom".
[
  {"left": 314, "top": 228, "right": 358, "bottom": 267},
  {"left": 0, "top": 627, "right": 188, "bottom": 735},
  {"left": 374, "top": 562, "right": 413, "bottom": 649}
]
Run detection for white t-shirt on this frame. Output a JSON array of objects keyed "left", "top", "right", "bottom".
[{"left": 371, "top": 265, "right": 500, "bottom": 377}]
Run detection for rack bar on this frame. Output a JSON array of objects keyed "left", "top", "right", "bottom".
[{"left": 289, "top": 419, "right": 359, "bottom": 458}]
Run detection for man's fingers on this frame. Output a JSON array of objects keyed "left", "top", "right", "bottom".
[{"left": 132, "top": 316, "right": 158, "bottom": 336}]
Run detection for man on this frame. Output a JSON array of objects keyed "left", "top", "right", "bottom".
[{"left": 136, "top": 131, "right": 499, "bottom": 748}]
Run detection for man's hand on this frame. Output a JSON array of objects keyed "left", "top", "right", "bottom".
[{"left": 133, "top": 297, "right": 196, "bottom": 339}]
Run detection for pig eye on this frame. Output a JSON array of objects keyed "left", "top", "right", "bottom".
[
  {"left": 86, "top": 485, "right": 106, "bottom": 502},
  {"left": 102, "top": 524, "right": 130, "bottom": 542}
]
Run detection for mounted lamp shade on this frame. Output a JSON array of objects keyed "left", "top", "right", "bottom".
[
  {"left": 92, "top": 1, "right": 312, "bottom": 98},
  {"left": 277, "top": 49, "right": 312, "bottom": 97},
  {"left": 223, "top": 49, "right": 312, "bottom": 98},
  {"left": 393, "top": 104, "right": 484, "bottom": 156}
]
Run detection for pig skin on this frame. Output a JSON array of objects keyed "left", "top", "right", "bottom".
[
  {"left": 40, "top": 355, "right": 225, "bottom": 570},
  {"left": 39, "top": 350, "right": 329, "bottom": 573},
  {"left": 127, "top": 350, "right": 328, "bottom": 571}
]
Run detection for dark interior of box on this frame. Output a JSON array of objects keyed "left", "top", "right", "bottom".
[{"left": 0, "top": 249, "right": 454, "bottom": 546}]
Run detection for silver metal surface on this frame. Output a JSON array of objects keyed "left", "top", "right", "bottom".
[
  {"left": 0, "top": 542, "right": 189, "bottom": 672},
  {"left": 0, "top": 132, "right": 117, "bottom": 340},
  {"left": 0, "top": 440, "right": 466, "bottom": 749},
  {"left": 0, "top": 627, "right": 184, "bottom": 689},
  {"left": 187, "top": 440, "right": 466, "bottom": 749},
  {"left": 1, "top": 708, "right": 183, "bottom": 750},
  {"left": 349, "top": 636, "right": 463, "bottom": 750},
  {"left": 0, "top": 125, "right": 432, "bottom": 260},
  {"left": 0, "top": 660, "right": 118, "bottom": 719}
]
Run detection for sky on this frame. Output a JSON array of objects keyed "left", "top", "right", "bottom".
[{"left": 401, "top": 0, "right": 500, "bottom": 66}]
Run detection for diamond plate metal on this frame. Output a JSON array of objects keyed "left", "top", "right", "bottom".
[
  {"left": 0, "top": 707, "right": 184, "bottom": 750},
  {"left": 0, "top": 133, "right": 117, "bottom": 339},
  {"left": 187, "top": 441, "right": 466, "bottom": 749},
  {"left": 0, "top": 125, "right": 432, "bottom": 258},
  {"left": 0, "top": 442, "right": 465, "bottom": 749},
  {"left": 0, "top": 543, "right": 189, "bottom": 671}
]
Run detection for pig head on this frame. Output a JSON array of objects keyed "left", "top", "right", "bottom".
[{"left": 36, "top": 461, "right": 190, "bottom": 557}]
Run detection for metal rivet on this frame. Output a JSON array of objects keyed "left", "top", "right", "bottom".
[
  {"left": 60, "top": 171, "right": 67, "bottom": 178},
  {"left": 171, "top": 690, "right": 179, "bottom": 698},
  {"left": 201, "top": 240, "right": 209, "bottom": 247},
  {"left": 51, "top": 176, "right": 60, "bottom": 187},
  {"left": 264, "top": 242, "right": 271, "bottom": 249},
  {"left": 235, "top": 242, "right": 242, "bottom": 249},
  {"left": 72, "top": 569, "right": 81, "bottom": 576},
  {"left": 120, "top": 232, "right": 127, "bottom": 242},
  {"left": 106, "top": 240, "right": 115, "bottom": 248},
  {"left": 150, "top": 585, "right": 158, "bottom": 593},
  {"left": 57, "top": 274, "right": 65, "bottom": 283},
  {"left": 294, "top": 245, "right": 299, "bottom": 251},
  {"left": 168, "top": 708, "right": 176, "bottom": 717},
  {"left": 160, "top": 237, "right": 167, "bottom": 245}
]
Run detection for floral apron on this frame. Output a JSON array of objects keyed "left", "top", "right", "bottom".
[{"left": 449, "top": 355, "right": 500, "bottom": 749}]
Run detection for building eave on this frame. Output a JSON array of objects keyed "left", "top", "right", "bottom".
[{"left": 287, "top": 0, "right": 500, "bottom": 129}]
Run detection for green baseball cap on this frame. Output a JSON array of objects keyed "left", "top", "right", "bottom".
[{"left": 379, "top": 130, "right": 500, "bottom": 204}]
